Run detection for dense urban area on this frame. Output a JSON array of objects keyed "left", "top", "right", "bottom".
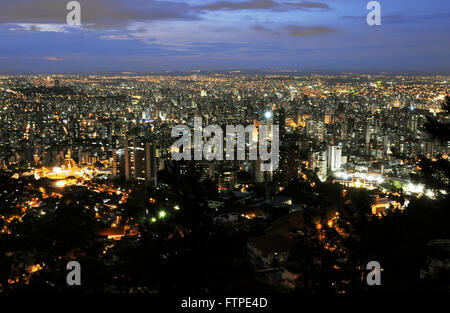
[{"left": 0, "top": 71, "right": 449, "bottom": 293}]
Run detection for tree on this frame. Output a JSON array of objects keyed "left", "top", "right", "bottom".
[
  {"left": 413, "top": 95, "right": 450, "bottom": 196},
  {"left": 424, "top": 96, "right": 450, "bottom": 143}
]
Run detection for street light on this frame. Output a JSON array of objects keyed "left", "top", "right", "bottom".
[{"left": 264, "top": 111, "right": 273, "bottom": 119}]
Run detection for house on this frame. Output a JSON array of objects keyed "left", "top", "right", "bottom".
[{"left": 247, "top": 233, "right": 296, "bottom": 270}]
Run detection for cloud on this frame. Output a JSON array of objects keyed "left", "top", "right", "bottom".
[
  {"left": 343, "top": 14, "right": 410, "bottom": 24},
  {"left": 0, "top": 0, "right": 198, "bottom": 30},
  {"left": 416, "top": 13, "right": 450, "bottom": 21},
  {"left": 195, "top": 0, "right": 278, "bottom": 11},
  {"left": 195, "top": 0, "right": 330, "bottom": 11},
  {"left": 252, "top": 25, "right": 269, "bottom": 31},
  {"left": 342, "top": 16, "right": 364, "bottom": 20},
  {"left": 254, "top": 25, "right": 336, "bottom": 37},
  {"left": 285, "top": 25, "right": 336, "bottom": 36},
  {"left": 284, "top": 1, "right": 329, "bottom": 11},
  {"left": 9, "top": 23, "right": 69, "bottom": 32},
  {"left": 43, "top": 56, "right": 64, "bottom": 61},
  {"left": 252, "top": 25, "right": 281, "bottom": 35},
  {"left": 100, "top": 34, "right": 134, "bottom": 40},
  {"left": 343, "top": 13, "right": 450, "bottom": 24},
  {"left": 252, "top": 24, "right": 336, "bottom": 37}
]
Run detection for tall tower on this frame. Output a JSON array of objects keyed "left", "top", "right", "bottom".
[
  {"left": 327, "top": 146, "right": 342, "bottom": 172},
  {"left": 123, "top": 136, "right": 157, "bottom": 185}
]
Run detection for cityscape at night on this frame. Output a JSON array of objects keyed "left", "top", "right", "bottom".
[{"left": 0, "top": 0, "right": 449, "bottom": 307}]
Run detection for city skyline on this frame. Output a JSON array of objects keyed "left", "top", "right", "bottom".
[
  {"left": 0, "top": 71, "right": 448, "bottom": 295},
  {"left": 0, "top": 0, "right": 449, "bottom": 299}
]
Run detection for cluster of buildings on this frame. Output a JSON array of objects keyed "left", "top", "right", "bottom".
[
  {"left": 0, "top": 72, "right": 448, "bottom": 290},
  {"left": 1, "top": 73, "right": 447, "bottom": 188}
]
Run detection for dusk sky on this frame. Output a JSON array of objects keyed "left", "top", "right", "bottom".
[{"left": 0, "top": 0, "right": 449, "bottom": 73}]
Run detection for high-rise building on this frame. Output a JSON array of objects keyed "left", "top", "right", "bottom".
[
  {"left": 251, "top": 158, "right": 265, "bottom": 183},
  {"left": 318, "top": 150, "right": 327, "bottom": 180},
  {"left": 424, "top": 141, "right": 435, "bottom": 159},
  {"left": 327, "top": 146, "right": 342, "bottom": 172},
  {"left": 218, "top": 169, "right": 236, "bottom": 191},
  {"left": 197, "top": 161, "right": 215, "bottom": 182},
  {"left": 122, "top": 136, "right": 158, "bottom": 185}
]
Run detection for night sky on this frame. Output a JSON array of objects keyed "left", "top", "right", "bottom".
[{"left": 0, "top": 0, "right": 449, "bottom": 73}]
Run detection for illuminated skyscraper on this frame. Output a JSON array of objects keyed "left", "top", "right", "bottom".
[
  {"left": 327, "top": 146, "right": 342, "bottom": 172},
  {"left": 123, "top": 136, "right": 157, "bottom": 185}
]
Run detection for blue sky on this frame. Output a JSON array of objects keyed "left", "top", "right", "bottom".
[{"left": 0, "top": 0, "right": 449, "bottom": 73}]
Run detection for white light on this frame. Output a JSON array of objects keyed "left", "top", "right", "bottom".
[
  {"left": 264, "top": 111, "right": 273, "bottom": 119},
  {"left": 54, "top": 180, "right": 66, "bottom": 188},
  {"left": 406, "top": 183, "right": 424, "bottom": 194}
]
